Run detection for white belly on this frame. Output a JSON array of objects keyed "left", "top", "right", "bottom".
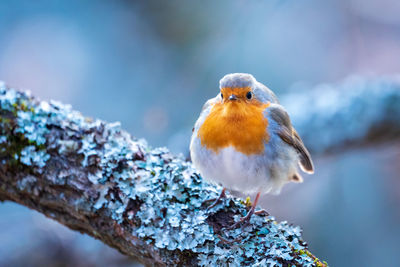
[{"left": 190, "top": 134, "right": 299, "bottom": 196}]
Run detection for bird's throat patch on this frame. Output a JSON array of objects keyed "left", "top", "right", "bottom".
[{"left": 198, "top": 101, "right": 270, "bottom": 155}]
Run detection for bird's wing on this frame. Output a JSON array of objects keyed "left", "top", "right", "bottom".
[{"left": 267, "top": 104, "right": 314, "bottom": 174}]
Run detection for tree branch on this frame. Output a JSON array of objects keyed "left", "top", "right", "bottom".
[
  {"left": 282, "top": 76, "right": 400, "bottom": 154},
  {"left": 0, "top": 83, "right": 327, "bottom": 266}
]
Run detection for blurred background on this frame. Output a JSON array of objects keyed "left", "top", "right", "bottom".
[{"left": 0, "top": 0, "right": 399, "bottom": 266}]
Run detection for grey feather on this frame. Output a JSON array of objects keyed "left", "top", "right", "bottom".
[
  {"left": 219, "top": 73, "right": 256, "bottom": 89},
  {"left": 253, "top": 81, "right": 279, "bottom": 104},
  {"left": 268, "top": 104, "right": 314, "bottom": 174}
]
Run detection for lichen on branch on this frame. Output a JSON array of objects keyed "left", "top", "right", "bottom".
[{"left": 0, "top": 82, "right": 327, "bottom": 266}]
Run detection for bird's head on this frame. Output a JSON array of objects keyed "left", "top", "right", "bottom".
[{"left": 219, "top": 73, "right": 263, "bottom": 107}]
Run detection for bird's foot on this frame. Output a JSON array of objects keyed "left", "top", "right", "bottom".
[
  {"left": 204, "top": 188, "right": 226, "bottom": 210},
  {"left": 227, "top": 192, "right": 264, "bottom": 230},
  {"left": 227, "top": 206, "right": 255, "bottom": 229},
  {"left": 217, "top": 192, "right": 269, "bottom": 243},
  {"left": 226, "top": 208, "right": 269, "bottom": 230}
]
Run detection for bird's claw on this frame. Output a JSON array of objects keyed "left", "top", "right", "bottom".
[
  {"left": 226, "top": 209, "right": 269, "bottom": 230},
  {"left": 204, "top": 188, "right": 226, "bottom": 210},
  {"left": 227, "top": 210, "right": 254, "bottom": 229},
  {"left": 217, "top": 234, "right": 243, "bottom": 244},
  {"left": 207, "top": 199, "right": 221, "bottom": 210}
]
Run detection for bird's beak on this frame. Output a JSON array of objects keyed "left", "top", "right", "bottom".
[{"left": 228, "top": 94, "right": 238, "bottom": 101}]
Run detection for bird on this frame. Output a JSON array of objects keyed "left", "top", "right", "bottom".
[{"left": 190, "top": 73, "right": 314, "bottom": 228}]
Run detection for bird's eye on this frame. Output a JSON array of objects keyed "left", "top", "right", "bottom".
[
  {"left": 220, "top": 93, "right": 223, "bottom": 99},
  {"left": 246, "top": 91, "right": 252, "bottom": 100}
]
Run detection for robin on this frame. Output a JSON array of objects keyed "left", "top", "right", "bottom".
[{"left": 190, "top": 73, "right": 314, "bottom": 228}]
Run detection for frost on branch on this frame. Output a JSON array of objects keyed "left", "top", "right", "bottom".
[{"left": 0, "top": 82, "right": 326, "bottom": 266}]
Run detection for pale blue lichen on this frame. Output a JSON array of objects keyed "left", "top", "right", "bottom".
[
  {"left": 0, "top": 87, "right": 18, "bottom": 111},
  {"left": 17, "top": 145, "right": 50, "bottom": 168},
  {"left": 0, "top": 84, "right": 51, "bottom": 169},
  {"left": 15, "top": 110, "right": 48, "bottom": 146}
]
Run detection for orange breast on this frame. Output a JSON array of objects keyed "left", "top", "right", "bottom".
[{"left": 198, "top": 101, "right": 270, "bottom": 155}]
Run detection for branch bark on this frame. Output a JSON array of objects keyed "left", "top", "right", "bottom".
[{"left": 0, "top": 83, "right": 327, "bottom": 266}]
